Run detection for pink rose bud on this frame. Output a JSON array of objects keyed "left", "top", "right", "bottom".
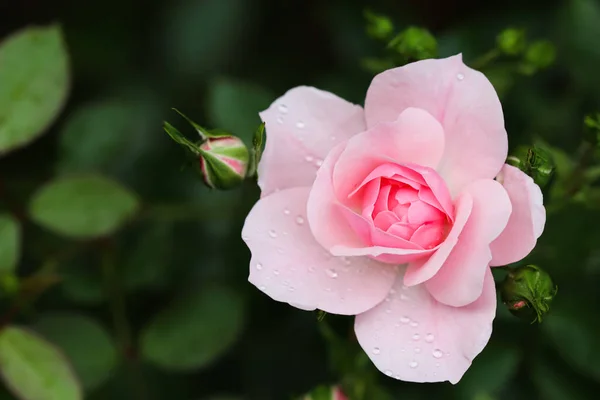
[
  {"left": 198, "top": 135, "right": 249, "bottom": 190},
  {"left": 163, "top": 109, "right": 249, "bottom": 190},
  {"left": 302, "top": 385, "right": 348, "bottom": 400}
]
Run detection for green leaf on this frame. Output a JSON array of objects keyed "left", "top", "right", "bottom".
[
  {"left": 32, "top": 313, "right": 118, "bottom": 391},
  {"left": 140, "top": 285, "right": 245, "bottom": 371},
  {"left": 55, "top": 95, "right": 162, "bottom": 177},
  {"left": 0, "top": 25, "right": 69, "bottom": 154},
  {"left": 0, "top": 214, "right": 20, "bottom": 273},
  {"left": 0, "top": 326, "right": 82, "bottom": 400},
  {"left": 28, "top": 175, "right": 139, "bottom": 239},
  {"left": 207, "top": 78, "right": 274, "bottom": 144},
  {"left": 455, "top": 341, "right": 520, "bottom": 398}
]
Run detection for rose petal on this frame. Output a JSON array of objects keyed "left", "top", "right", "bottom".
[
  {"left": 354, "top": 267, "right": 496, "bottom": 384},
  {"left": 364, "top": 54, "right": 507, "bottom": 195},
  {"left": 425, "top": 179, "right": 512, "bottom": 307},
  {"left": 333, "top": 108, "right": 444, "bottom": 199},
  {"left": 243, "top": 187, "right": 398, "bottom": 315},
  {"left": 490, "top": 164, "right": 546, "bottom": 266},
  {"left": 258, "top": 86, "right": 365, "bottom": 196},
  {"left": 404, "top": 193, "right": 473, "bottom": 286}
]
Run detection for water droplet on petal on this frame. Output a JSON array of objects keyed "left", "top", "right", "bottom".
[
  {"left": 276, "top": 116, "right": 284, "bottom": 124},
  {"left": 400, "top": 294, "right": 410, "bottom": 301},
  {"left": 435, "top": 362, "right": 440, "bottom": 367},
  {"left": 295, "top": 216, "right": 305, "bottom": 225},
  {"left": 308, "top": 266, "right": 316, "bottom": 273},
  {"left": 384, "top": 370, "right": 393, "bottom": 377},
  {"left": 305, "top": 155, "right": 314, "bottom": 162},
  {"left": 412, "top": 333, "right": 420, "bottom": 341},
  {"left": 268, "top": 229, "right": 277, "bottom": 238},
  {"left": 283, "top": 208, "right": 291, "bottom": 215},
  {"left": 425, "top": 333, "right": 435, "bottom": 343},
  {"left": 410, "top": 321, "right": 419, "bottom": 328},
  {"left": 409, "top": 361, "right": 419, "bottom": 369},
  {"left": 288, "top": 286, "right": 295, "bottom": 292},
  {"left": 325, "top": 287, "right": 332, "bottom": 292},
  {"left": 296, "top": 121, "right": 305, "bottom": 129},
  {"left": 372, "top": 347, "right": 381, "bottom": 355},
  {"left": 330, "top": 135, "right": 337, "bottom": 141},
  {"left": 256, "top": 263, "right": 263, "bottom": 270},
  {"left": 325, "top": 268, "right": 338, "bottom": 278},
  {"left": 414, "top": 347, "right": 421, "bottom": 353},
  {"left": 433, "top": 349, "right": 443, "bottom": 359},
  {"left": 400, "top": 316, "right": 410, "bottom": 324},
  {"left": 315, "top": 159, "right": 323, "bottom": 167},
  {"left": 259, "top": 285, "right": 266, "bottom": 291},
  {"left": 278, "top": 104, "right": 288, "bottom": 113},
  {"left": 273, "top": 269, "right": 280, "bottom": 276},
  {"left": 457, "top": 73, "right": 465, "bottom": 81}
]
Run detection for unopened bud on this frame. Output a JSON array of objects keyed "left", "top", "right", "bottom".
[
  {"left": 164, "top": 109, "right": 250, "bottom": 190},
  {"left": 521, "top": 40, "right": 556, "bottom": 74},
  {"left": 500, "top": 265, "right": 557, "bottom": 323},
  {"left": 198, "top": 135, "right": 249, "bottom": 190},
  {"left": 506, "top": 145, "right": 554, "bottom": 188},
  {"left": 497, "top": 28, "right": 526, "bottom": 55},
  {"left": 302, "top": 385, "right": 348, "bottom": 400},
  {"left": 388, "top": 27, "right": 438, "bottom": 61}
]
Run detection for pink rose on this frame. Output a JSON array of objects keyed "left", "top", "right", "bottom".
[{"left": 242, "top": 55, "right": 545, "bottom": 383}]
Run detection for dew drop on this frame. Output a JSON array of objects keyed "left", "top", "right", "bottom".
[
  {"left": 315, "top": 159, "right": 323, "bottom": 167},
  {"left": 414, "top": 347, "right": 421, "bottom": 354},
  {"left": 268, "top": 229, "right": 277, "bottom": 238},
  {"left": 432, "top": 349, "right": 443, "bottom": 359},
  {"left": 283, "top": 208, "right": 291, "bottom": 215},
  {"left": 325, "top": 268, "right": 338, "bottom": 278},
  {"left": 457, "top": 73, "right": 465, "bottom": 81},
  {"left": 305, "top": 155, "right": 314, "bottom": 162},
  {"left": 259, "top": 285, "right": 266, "bottom": 291},
  {"left": 308, "top": 266, "right": 316, "bottom": 273},
  {"left": 325, "top": 287, "right": 332, "bottom": 292},
  {"left": 435, "top": 362, "right": 440, "bottom": 368},
  {"left": 400, "top": 316, "right": 410, "bottom": 324},
  {"left": 389, "top": 289, "right": 396, "bottom": 295},
  {"left": 295, "top": 216, "right": 305, "bottom": 225},
  {"left": 256, "top": 263, "right": 263, "bottom": 270},
  {"left": 276, "top": 116, "right": 284, "bottom": 124},
  {"left": 372, "top": 347, "right": 381, "bottom": 355},
  {"left": 278, "top": 104, "right": 288, "bottom": 113},
  {"left": 330, "top": 136, "right": 337, "bottom": 141},
  {"left": 384, "top": 370, "right": 393, "bottom": 377},
  {"left": 412, "top": 333, "right": 420, "bottom": 341},
  {"left": 400, "top": 294, "right": 409, "bottom": 301},
  {"left": 425, "top": 333, "right": 435, "bottom": 343},
  {"left": 273, "top": 269, "right": 280, "bottom": 276},
  {"left": 288, "top": 286, "right": 295, "bottom": 292},
  {"left": 410, "top": 321, "right": 419, "bottom": 328},
  {"left": 409, "top": 361, "right": 419, "bottom": 369},
  {"left": 296, "top": 120, "right": 305, "bottom": 129}
]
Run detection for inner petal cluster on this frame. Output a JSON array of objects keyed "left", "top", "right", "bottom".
[{"left": 351, "top": 163, "right": 451, "bottom": 249}]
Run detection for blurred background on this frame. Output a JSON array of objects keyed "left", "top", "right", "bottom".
[{"left": 1, "top": 0, "right": 600, "bottom": 399}]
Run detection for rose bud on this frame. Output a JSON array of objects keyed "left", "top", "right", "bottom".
[
  {"left": 500, "top": 264, "right": 557, "bottom": 323},
  {"left": 302, "top": 385, "right": 348, "bottom": 400},
  {"left": 163, "top": 110, "right": 249, "bottom": 190},
  {"left": 506, "top": 145, "right": 554, "bottom": 188},
  {"left": 198, "top": 134, "right": 249, "bottom": 190}
]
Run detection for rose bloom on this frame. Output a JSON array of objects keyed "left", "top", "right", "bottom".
[{"left": 242, "top": 55, "right": 545, "bottom": 383}]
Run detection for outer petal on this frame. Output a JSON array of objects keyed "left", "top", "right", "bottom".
[
  {"left": 354, "top": 267, "right": 496, "bottom": 384},
  {"left": 490, "top": 165, "right": 546, "bottom": 266},
  {"left": 404, "top": 192, "right": 473, "bottom": 286},
  {"left": 425, "top": 179, "right": 511, "bottom": 307},
  {"left": 242, "top": 187, "right": 397, "bottom": 315},
  {"left": 333, "top": 108, "right": 445, "bottom": 199},
  {"left": 258, "top": 86, "right": 366, "bottom": 196},
  {"left": 364, "top": 55, "right": 507, "bottom": 195}
]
